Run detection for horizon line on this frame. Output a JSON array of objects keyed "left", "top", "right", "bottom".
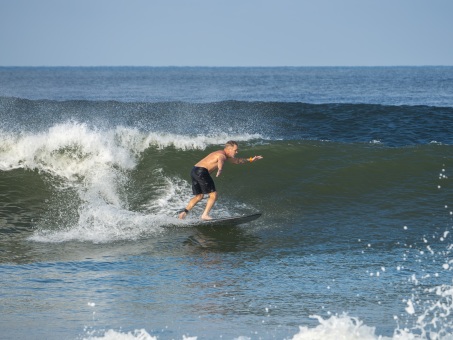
[{"left": 1, "top": 64, "right": 452, "bottom": 68}]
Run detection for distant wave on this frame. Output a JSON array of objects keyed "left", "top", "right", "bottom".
[{"left": 1, "top": 96, "right": 453, "bottom": 146}]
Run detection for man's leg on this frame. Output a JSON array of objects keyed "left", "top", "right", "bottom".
[
  {"left": 179, "top": 194, "right": 204, "bottom": 219},
  {"left": 201, "top": 191, "right": 217, "bottom": 220}
]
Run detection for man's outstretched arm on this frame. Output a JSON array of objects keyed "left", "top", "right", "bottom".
[{"left": 229, "top": 155, "right": 263, "bottom": 165}]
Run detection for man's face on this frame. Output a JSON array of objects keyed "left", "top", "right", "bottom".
[{"left": 226, "top": 145, "right": 238, "bottom": 158}]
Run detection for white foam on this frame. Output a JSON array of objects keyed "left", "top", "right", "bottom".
[
  {"left": 83, "top": 329, "right": 157, "bottom": 340},
  {"left": 0, "top": 123, "right": 139, "bottom": 180},
  {"left": 402, "top": 283, "right": 453, "bottom": 340},
  {"left": 29, "top": 207, "right": 169, "bottom": 243},
  {"left": 405, "top": 299, "right": 416, "bottom": 315},
  {"left": 82, "top": 329, "right": 202, "bottom": 340},
  {"left": 292, "top": 314, "right": 391, "bottom": 340}
]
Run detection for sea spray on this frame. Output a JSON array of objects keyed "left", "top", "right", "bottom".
[{"left": 393, "top": 165, "right": 453, "bottom": 338}]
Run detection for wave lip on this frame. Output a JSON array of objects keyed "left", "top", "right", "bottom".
[{"left": 0, "top": 121, "right": 262, "bottom": 179}]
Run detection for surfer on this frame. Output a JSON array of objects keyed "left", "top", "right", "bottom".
[{"left": 179, "top": 140, "right": 263, "bottom": 220}]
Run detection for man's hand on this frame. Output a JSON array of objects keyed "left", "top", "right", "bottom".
[{"left": 251, "top": 156, "right": 263, "bottom": 162}]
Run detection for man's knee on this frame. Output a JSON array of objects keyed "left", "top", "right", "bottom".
[{"left": 209, "top": 191, "right": 217, "bottom": 200}]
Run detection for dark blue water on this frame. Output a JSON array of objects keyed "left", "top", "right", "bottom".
[
  {"left": 1, "top": 66, "right": 453, "bottom": 106},
  {"left": 0, "top": 67, "right": 452, "bottom": 339}
]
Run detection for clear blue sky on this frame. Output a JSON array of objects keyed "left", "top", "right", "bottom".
[{"left": 1, "top": 0, "right": 452, "bottom": 67}]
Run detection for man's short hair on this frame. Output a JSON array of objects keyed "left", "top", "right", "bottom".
[{"left": 225, "top": 140, "right": 238, "bottom": 148}]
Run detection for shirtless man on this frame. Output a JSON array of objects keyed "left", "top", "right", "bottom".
[{"left": 178, "top": 140, "right": 263, "bottom": 220}]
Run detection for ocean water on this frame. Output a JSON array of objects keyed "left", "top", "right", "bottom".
[{"left": 0, "top": 66, "right": 453, "bottom": 339}]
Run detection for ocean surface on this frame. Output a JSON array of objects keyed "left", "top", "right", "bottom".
[{"left": 1, "top": 66, "right": 453, "bottom": 339}]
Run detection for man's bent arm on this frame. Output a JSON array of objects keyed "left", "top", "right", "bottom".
[{"left": 216, "top": 154, "right": 227, "bottom": 177}]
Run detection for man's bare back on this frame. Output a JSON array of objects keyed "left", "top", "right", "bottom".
[{"left": 195, "top": 150, "right": 227, "bottom": 174}]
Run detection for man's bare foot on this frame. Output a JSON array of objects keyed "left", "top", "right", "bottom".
[
  {"left": 179, "top": 211, "right": 187, "bottom": 219},
  {"left": 201, "top": 215, "right": 213, "bottom": 221}
]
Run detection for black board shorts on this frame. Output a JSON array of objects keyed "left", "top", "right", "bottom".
[{"left": 191, "top": 166, "right": 216, "bottom": 195}]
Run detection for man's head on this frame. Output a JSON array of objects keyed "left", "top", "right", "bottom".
[{"left": 224, "top": 140, "right": 239, "bottom": 158}]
